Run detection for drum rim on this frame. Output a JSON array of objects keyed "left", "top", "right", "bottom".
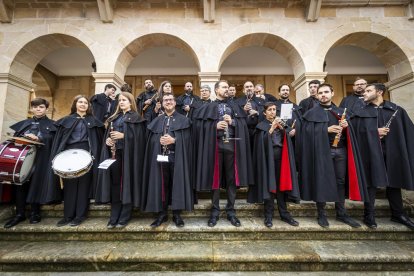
[{"left": 52, "top": 149, "right": 93, "bottom": 179}]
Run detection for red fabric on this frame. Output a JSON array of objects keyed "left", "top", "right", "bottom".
[
  {"left": 0, "top": 185, "right": 12, "bottom": 203},
  {"left": 279, "top": 132, "right": 292, "bottom": 192},
  {"left": 212, "top": 140, "right": 220, "bottom": 190},
  {"left": 234, "top": 142, "right": 240, "bottom": 187},
  {"left": 346, "top": 130, "right": 361, "bottom": 201}
]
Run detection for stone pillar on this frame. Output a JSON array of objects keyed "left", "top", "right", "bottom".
[
  {"left": 198, "top": 72, "right": 221, "bottom": 100},
  {"left": 0, "top": 74, "right": 36, "bottom": 140},
  {"left": 291, "top": 72, "right": 327, "bottom": 103},
  {"left": 92, "top": 73, "right": 124, "bottom": 95},
  {"left": 386, "top": 73, "right": 414, "bottom": 203}
]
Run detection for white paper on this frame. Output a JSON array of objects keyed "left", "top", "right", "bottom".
[
  {"left": 157, "top": 154, "right": 169, "bottom": 162},
  {"left": 280, "top": 104, "right": 293, "bottom": 120},
  {"left": 98, "top": 159, "right": 116, "bottom": 169}
]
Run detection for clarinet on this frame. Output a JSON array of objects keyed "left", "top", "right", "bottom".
[
  {"left": 110, "top": 122, "right": 116, "bottom": 159},
  {"left": 332, "top": 108, "right": 347, "bottom": 148},
  {"left": 384, "top": 109, "right": 398, "bottom": 128},
  {"left": 162, "top": 116, "right": 171, "bottom": 154}
]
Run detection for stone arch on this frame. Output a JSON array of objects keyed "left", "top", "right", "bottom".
[
  {"left": 114, "top": 33, "right": 201, "bottom": 80},
  {"left": 9, "top": 33, "right": 96, "bottom": 83},
  {"left": 218, "top": 33, "right": 306, "bottom": 78},
  {"left": 319, "top": 31, "right": 413, "bottom": 81}
]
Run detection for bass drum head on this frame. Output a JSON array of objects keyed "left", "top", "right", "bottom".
[
  {"left": 18, "top": 146, "right": 37, "bottom": 183},
  {"left": 52, "top": 149, "right": 92, "bottom": 175}
]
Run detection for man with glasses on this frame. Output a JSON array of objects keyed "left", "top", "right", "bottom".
[{"left": 340, "top": 77, "right": 367, "bottom": 113}]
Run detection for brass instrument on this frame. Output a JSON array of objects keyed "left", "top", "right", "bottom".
[{"left": 332, "top": 108, "right": 347, "bottom": 148}]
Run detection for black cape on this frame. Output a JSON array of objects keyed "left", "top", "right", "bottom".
[
  {"left": 192, "top": 100, "right": 254, "bottom": 191},
  {"left": 141, "top": 111, "right": 194, "bottom": 212},
  {"left": 43, "top": 114, "right": 104, "bottom": 203},
  {"left": 339, "top": 94, "right": 365, "bottom": 115},
  {"left": 247, "top": 120, "right": 300, "bottom": 204},
  {"left": 351, "top": 101, "right": 414, "bottom": 190},
  {"left": 297, "top": 104, "right": 368, "bottom": 202},
  {"left": 299, "top": 96, "right": 319, "bottom": 114},
  {"left": 90, "top": 93, "right": 116, "bottom": 123},
  {"left": 235, "top": 96, "right": 265, "bottom": 132},
  {"left": 8, "top": 116, "right": 56, "bottom": 204},
  {"left": 95, "top": 111, "right": 147, "bottom": 207},
  {"left": 176, "top": 93, "right": 200, "bottom": 118},
  {"left": 136, "top": 90, "right": 158, "bottom": 123}
]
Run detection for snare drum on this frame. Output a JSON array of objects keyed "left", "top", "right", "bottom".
[
  {"left": 0, "top": 141, "right": 37, "bottom": 185},
  {"left": 52, "top": 149, "right": 93, "bottom": 179}
]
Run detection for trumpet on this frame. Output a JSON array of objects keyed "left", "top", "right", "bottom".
[{"left": 332, "top": 108, "right": 347, "bottom": 147}]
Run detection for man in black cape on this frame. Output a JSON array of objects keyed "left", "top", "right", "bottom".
[
  {"left": 247, "top": 102, "right": 300, "bottom": 228},
  {"left": 3, "top": 98, "right": 56, "bottom": 228},
  {"left": 254, "top": 84, "right": 277, "bottom": 103},
  {"left": 297, "top": 83, "right": 368, "bottom": 228},
  {"left": 275, "top": 83, "right": 302, "bottom": 139},
  {"left": 136, "top": 79, "right": 158, "bottom": 123},
  {"left": 351, "top": 83, "right": 414, "bottom": 230},
  {"left": 95, "top": 105, "right": 146, "bottom": 226},
  {"left": 193, "top": 80, "right": 254, "bottom": 227},
  {"left": 141, "top": 93, "right": 193, "bottom": 228},
  {"left": 340, "top": 77, "right": 366, "bottom": 114},
  {"left": 298, "top": 79, "right": 320, "bottom": 114},
  {"left": 90, "top": 84, "right": 117, "bottom": 123},
  {"left": 176, "top": 82, "right": 200, "bottom": 118}
]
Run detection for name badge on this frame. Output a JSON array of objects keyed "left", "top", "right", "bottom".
[{"left": 157, "top": 154, "right": 169, "bottom": 162}]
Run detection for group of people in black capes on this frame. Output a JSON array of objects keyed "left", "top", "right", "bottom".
[{"left": 2, "top": 77, "right": 414, "bottom": 232}]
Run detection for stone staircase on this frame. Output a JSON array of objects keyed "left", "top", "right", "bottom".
[{"left": 0, "top": 197, "right": 413, "bottom": 272}]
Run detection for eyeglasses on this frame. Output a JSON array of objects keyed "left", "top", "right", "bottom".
[
  {"left": 163, "top": 99, "right": 175, "bottom": 102},
  {"left": 354, "top": 83, "right": 367, "bottom": 86}
]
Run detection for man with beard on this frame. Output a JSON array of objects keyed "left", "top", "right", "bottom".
[
  {"left": 236, "top": 81, "right": 265, "bottom": 146},
  {"left": 351, "top": 83, "right": 414, "bottom": 230},
  {"left": 299, "top": 80, "right": 320, "bottom": 114},
  {"left": 176, "top": 82, "right": 200, "bottom": 117},
  {"left": 3, "top": 98, "right": 56, "bottom": 228},
  {"left": 136, "top": 79, "right": 158, "bottom": 123},
  {"left": 90, "top": 84, "right": 117, "bottom": 123},
  {"left": 228, "top": 84, "right": 237, "bottom": 103},
  {"left": 297, "top": 83, "right": 367, "bottom": 228},
  {"left": 340, "top": 77, "right": 367, "bottom": 113},
  {"left": 255, "top": 84, "right": 277, "bottom": 102},
  {"left": 275, "top": 84, "right": 302, "bottom": 138},
  {"left": 193, "top": 80, "right": 253, "bottom": 228},
  {"left": 142, "top": 93, "right": 193, "bottom": 228}
]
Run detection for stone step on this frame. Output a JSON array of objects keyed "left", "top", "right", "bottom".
[
  {"left": 0, "top": 240, "right": 413, "bottom": 272},
  {"left": 33, "top": 199, "right": 413, "bottom": 218},
  {"left": 0, "top": 217, "right": 413, "bottom": 242}
]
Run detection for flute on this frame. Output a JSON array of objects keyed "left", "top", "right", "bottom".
[
  {"left": 332, "top": 108, "right": 347, "bottom": 147},
  {"left": 142, "top": 91, "right": 159, "bottom": 112}
]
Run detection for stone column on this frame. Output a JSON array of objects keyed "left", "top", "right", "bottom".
[
  {"left": 198, "top": 72, "right": 221, "bottom": 100},
  {"left": 291, "top": 72, "right": 327, "bottom": 103},
  {"left": 0, "top": 74, "right": 36, "bottom": 140},
  {"left": 92, "top": 73, "right": 124, "bottom": 95},
  {"left": 386, "top": 73, "right": 414, "bottom": 203}
]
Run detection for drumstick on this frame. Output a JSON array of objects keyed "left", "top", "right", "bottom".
[{"left": 59, "top": 177, "right": 64, "bottom": 189}]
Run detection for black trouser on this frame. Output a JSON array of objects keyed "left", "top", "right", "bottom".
[
  {"left": 365, "top": 186, "right": 405, "bottom": 218},
  {"left": 14, "top": 184, "right": 40, "bottom": 217},
  {"left": 159, "top": 158, "right": 180, "bottom": 217},
  {"left": 63, "top": 142, "right": 91, "bottom": 221},
  {"left": 264, "top": 146, "right": 289, "bottom": 219},
  {"left": 317, "top": 147, "right": 347, "bottom": 217},
  {"left": 211, "top": 139, "right": 237, "bottom": 217},
  {"left": 109, "top": 150, "right": 132, "bottom": 224}
]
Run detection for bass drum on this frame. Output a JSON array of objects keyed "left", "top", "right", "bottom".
[
  {"left": 0, "top": 141, "right": 37, "bottom": 185},
  {"left": 52, "top": 149, "right": 93, "bottom": 179}
]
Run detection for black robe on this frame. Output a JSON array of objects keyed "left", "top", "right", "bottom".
[
  {"left": 43, "top": 114, "right": 104, "bottom": 204},
  {"left": 90, "top": 93, "right": 116, "bottom": 123},
  {"left": 297, "top": 104, "right": 368, "bottom": 202},
  {"left": 95, "top": 111, "right": 147, "bottom": 207},
  {"left": 176, "top": 93, "right": 200, "bottom": 118},
  {"left": 339, "top": 94, "right": 365, "bottom": 115},
  {"left": 247, "top": 120, "right": 300, "bottom": 204},
  {"left": 351, "top": 101, "right": 414, "bottom": 190},
  {"left": 299, "top": 96, "right": 319, "bottom": 114},
  {"left": 136, "top": 90, "right": 158, "bottom": 123},
  {"left": 275, "top": 99, "right": 302, "bottom": 126},
  {"left": 235, "top": 96, "right": 265, "bottom": 132},
  {"left": 141, "top": 111, "right": 193, "bottom": 212},
  {"left": 8, "top": 116, "right": 56, "bottom": 204},
  {"left": 192, "top": 100, "right": 254, "bottom": 191}
]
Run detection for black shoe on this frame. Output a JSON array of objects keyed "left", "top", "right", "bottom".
[
  {"left": 264, "top": 217, "right": 273, "bottom": 228},
  {"left": 281, "top": 216, "right": 299, "bottom": 227},
  {"left": 116, "top": 221, "right": 128, "bottom": 228},
  {"left": 29, "top": 213, "right": 41, "bottom": 224},
  {"left": 391, "top": 215, "right": 414, "bottom": 230},
  {"left": 317, "top": 214, "right": 329, "bottom": 228},
  {"left": 4, "top": 215, "right": 26, "bottom": 229},
  {"left": 336, "top": 215, "right": 361, "bottom": 228},
  {"left": 173, "top": 215, "right": 184, "bottom": 228},
  {"left": 107, "top": 221, "right": 116, "bottom": 229},
  {"left": 363, "top": 215, "right": 377, "bottom": 229},
  {"left": 56, "top": 218, "right": 72, "bottom": 227},
  {"left": 227, "top": 216, "right": 241, "bottom": 227},
  {"left": 150, "top": 215, "right": 168, "bottom": 228},
  {"left": 69, "top": 218, "right": 84, "bottom": 227},
  {"left": 207, "top": 216, "right": 219, "bottom": 227}
]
